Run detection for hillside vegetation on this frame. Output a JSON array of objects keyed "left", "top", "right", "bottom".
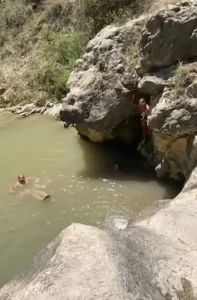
[{"left": 0, "top": 0, "right": 178, "bottom": 107}]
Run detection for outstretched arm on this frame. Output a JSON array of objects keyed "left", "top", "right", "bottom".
[
  {"left": 9, "top": 186, "right": 14, "bottom": 193},
  {"left": 9, "top": 182, "right": 19, "bottom": 193}
]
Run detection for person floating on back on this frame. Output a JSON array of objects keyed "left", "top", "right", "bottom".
[{"left": 10, "top": 175, "right": 51, "bottom": 201}]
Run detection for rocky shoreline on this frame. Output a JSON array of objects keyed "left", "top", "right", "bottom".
[{"left": 5, "top": 102, "right": 63, "bottom": 119}]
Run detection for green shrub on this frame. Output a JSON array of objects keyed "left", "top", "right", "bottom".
[
  {"left": 33, "top": 63, "right": 69, "bottom": 99},
  {"left": 42, "top": 30, "right": 84, "bottom": 65},
  {"left": 82, "top": 0, "right": 145, "bottom": 36},
  {"left": 44, "top": 0, "right": 73, "bottom": 30},
  {"left": 31, "top": 30, "right": 85, "bottom": 99}
]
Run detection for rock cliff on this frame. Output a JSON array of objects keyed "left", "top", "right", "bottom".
[
  {"left": 60, "top": 17, "right": 145, "bottom": 143},
  {"left": 60, "top": 0, "right": 197, "bottom": 179},
  {"left": 1, "top": 166, "right": 197, "bottom": 299}
]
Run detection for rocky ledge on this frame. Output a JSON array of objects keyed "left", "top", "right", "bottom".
[
  {"left": 0, "top": 166, "right": 197, "bottom": 299},
  {"left": 60, "top": 0, "right": 197, "bottom": 180}
]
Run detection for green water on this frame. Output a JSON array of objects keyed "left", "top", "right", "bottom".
[{"left": 0, "top": 112, "right": 181, "bottom": 287}]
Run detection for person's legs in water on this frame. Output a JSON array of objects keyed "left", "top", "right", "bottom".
[
  {"left": 137, "top": 117, "right": 149, "bottom": 152},
  {"left": 141, "top": 117, "right": 149, "bottom": 140},
  {"left": 31, "top": 190, "right": 51, "bottom": 201}
]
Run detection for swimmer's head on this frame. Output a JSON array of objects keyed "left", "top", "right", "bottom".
[
  {"left": 139, "top": 98, "right": 146, "bottom": 105},
  {"left": 114, "top": 163, "right": 120, "bottom": 171},
  {"left": 18, "top": 175, "right": 26, "bottom": 184}
]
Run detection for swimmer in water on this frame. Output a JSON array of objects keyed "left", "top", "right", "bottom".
[
  {"left": 10, "top": 175, "right": 30, "bottom": 191},
  {"left": 10, "top": 175, "right": 51, "bottom": 201}
]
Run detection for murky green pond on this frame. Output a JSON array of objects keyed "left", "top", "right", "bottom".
[{"left": 0, "top": 112, "right": 181, "bottom": 287}]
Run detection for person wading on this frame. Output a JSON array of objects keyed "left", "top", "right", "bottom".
[
  {"left": 138, "top": 98, "right": 150, "bottom": 141},
  {"left": 136, "top": 98, "right": 152, "bottom": 153}
]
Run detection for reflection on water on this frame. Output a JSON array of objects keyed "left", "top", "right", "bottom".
[{"left": 0, "top": 113, "right": 182, "bottom": 287}]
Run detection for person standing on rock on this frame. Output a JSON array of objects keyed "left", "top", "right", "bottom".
[
  {"left": 137, "top": 98, "right": 152, "bottom": 152},
  {"left": 139, "top": 98, "right": 150, "bottom": 140}
]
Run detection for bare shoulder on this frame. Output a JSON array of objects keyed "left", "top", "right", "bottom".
[{"left": 13, "top": 182, "right": 20, "bottom": 188}]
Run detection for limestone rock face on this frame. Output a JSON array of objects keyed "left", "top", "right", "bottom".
[
  {"left": 140, "top": 1, "right": 197, "bottom": 72},
  {"left": 60, "top": 18, "right": 145, "bottom": 140},
  {"left": 137, "top": 1, "right": 197, "bottom": 179},
  {"left": 138, "top": 75, "right": 166, "bottom": 94},
  {"left": 149, "top": 91, "right": 197, "bottom": 135},
  {"left": 1, "top": 166, "right": 197, "bottom": 299},
  {"left": 76, "top": 124, "right": 108, "bottom": 142},
  {"left": 185, "top": 80, "right": 197, "bottom": 98},
  {"left": 148, "top": 68, "right": 197, "bottom": 179}
]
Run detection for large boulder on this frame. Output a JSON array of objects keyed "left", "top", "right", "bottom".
[
  {"left": 1, "top": 167, "right": 197, "bottom": 299},
  {"left": 140, "top": 1, "right": 197, "bottom": 72},
  {"left": 138, "top": 74, "right": 166, "bottom": 94},
  {"left": 60, "top": 18, "right": 145, "bottom": 142}
]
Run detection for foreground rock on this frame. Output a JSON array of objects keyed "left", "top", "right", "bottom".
[{"left": 1, "top": 167, "right": 197, "bottom": 299}]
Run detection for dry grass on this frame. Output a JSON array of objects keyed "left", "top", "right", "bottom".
[
  {"left": 147, "top": 0, "right": 180, "bottom": 13},
  {"left": 126, "top": 41, "right": 140, "bottom": 70},
  {"left": 173, "top": 62, "right": 197, "bottom": 97},
  {"left": 0, "top": 0, "right": 86, "bottom": 107},
  {"left": 0, "top": 0, "right": 182, "bottom": 107},
  {"left": 0, "top": 0, "right": 147, "bottom": 108}
]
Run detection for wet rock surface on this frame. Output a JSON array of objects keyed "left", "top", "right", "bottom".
[{"left": 1, "top": 166, "right": 197, "bottom": 300}]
